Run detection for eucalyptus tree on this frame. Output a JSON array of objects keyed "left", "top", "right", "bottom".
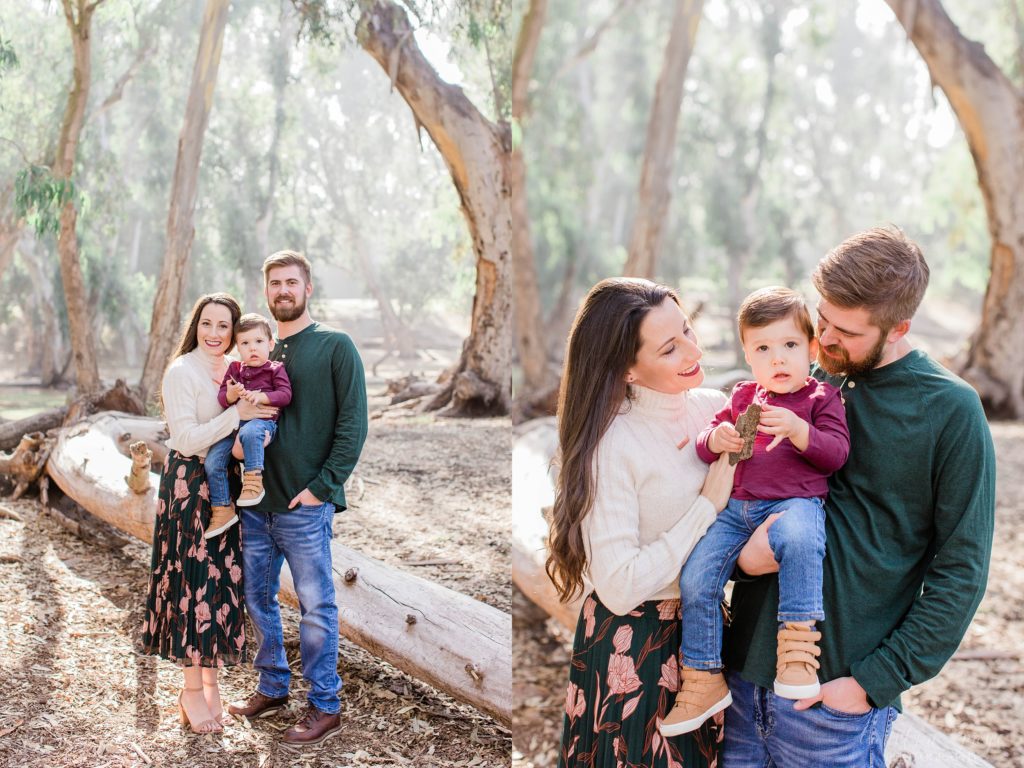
[
  {"left": 292, "top": 0, "right": 513, "bottom": 416},
  {"left": 139, "top": 0, "right": 231, "bottom": 402},
  {"left": 883, "top": 0, "right": 1024, "bottom": 418}
]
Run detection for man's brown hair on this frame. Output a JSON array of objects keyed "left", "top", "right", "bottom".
[
  {"left": 812, "top": 226, "right": 930, "bottom": 329},
  {"left": 262, "top": 249, "right": 312, "bottom": 285},
  {"left": 235, "top": 313, "right": 273, "bottom": 340},
  {"left": 738, "top": 286, "right": 815, "bottom": 342}
]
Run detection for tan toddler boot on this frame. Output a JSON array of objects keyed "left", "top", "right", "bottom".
[
  {"left": 773, "top": 621, "right": 822, "bottom": 699},
  {"left": 205, "top": 504, "right": 238, "bottom": 540},
  {"left": 659, "top": 666, "right": 732, "bottom": 737},
  {"left": 237, "top": 470, "right": 265, "bottom": 507}
]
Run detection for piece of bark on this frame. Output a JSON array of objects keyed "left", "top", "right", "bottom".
[{"left": 729, "top": 402, "right": 762, "bottom": 465}]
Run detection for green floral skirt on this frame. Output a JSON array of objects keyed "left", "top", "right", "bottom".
[
  {"left": 558, "top": 593, "right": 722, "bottom": 768},
  {"left": 139, "top": 450, "right": 246, "bottom": 667}
]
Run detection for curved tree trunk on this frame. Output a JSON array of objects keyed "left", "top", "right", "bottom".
[
  {"left": 55, "top": 0, "right": 106, "bottom": 393},
  {"left": 884, "top": 0, "right": 1024, "bottom": 418},
  {"left": 357, "top": 1, "right": 512, "bottom": 416},
  {"left": 622, "top": 0, "right": 704, "bottom": 279},
  {"left": 139, "top": 0, "right": 230, "bottom": 403},
  {"left": 510, "top": 0, "right": 553, "bottom": 412}
]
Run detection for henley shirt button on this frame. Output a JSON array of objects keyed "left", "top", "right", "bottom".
[{"left": 848, "top": 381, "right": 856, "bottom": 389}]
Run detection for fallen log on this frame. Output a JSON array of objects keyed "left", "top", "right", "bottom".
[
  {"left": 0, "top": 407, "right": 68, "bottom": 451},
  {"left": 0, "top": 432, "right": 53, "bottom": 499},
  {"left": 511, "top": 418, "right": 580, "bottom": 630},
  {"left": 45, "top": 411, "right": 511, "bottom": 726},
  {"left": 513, "top": 418, "right": 996, "bottom": 767}
]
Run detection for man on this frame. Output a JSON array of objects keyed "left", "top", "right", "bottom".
[
  {"left": 721, "top": 227, "right": 996, "bottom": 766},
  {"left": 228, "top": 250, "right": 368, "bottom": 746}
]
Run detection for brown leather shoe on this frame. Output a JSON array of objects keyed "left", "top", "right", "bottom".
[
  {"left": 226, "top": 690, "right": 289, "bottom": 719},
  {"left": 282, "top": 704, "right": 341, "bottom": 745}
]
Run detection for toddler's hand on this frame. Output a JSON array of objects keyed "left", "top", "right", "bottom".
[
  {"left": 758, "top": 404, "right": 809, "bottom": 452},
  {"left": 226, "top": 379, "right": 246, "bottom": 402},
  {"left": 242, "top": 390, "right": 262, "bottom": 405},
  {"left": 709, "top": 422, "right": 744, "bottom": 455}
]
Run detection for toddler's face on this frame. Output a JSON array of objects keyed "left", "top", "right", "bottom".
[
  {"left": 236, "top": 329, "right": 271, "bottom": 368},
  {"left": 742, "top": 314, "right": 817, "bottom": 395}
]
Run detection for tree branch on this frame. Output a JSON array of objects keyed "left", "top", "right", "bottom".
[{"left": 547, "top": 0, "right": 641, "bottom": 87}]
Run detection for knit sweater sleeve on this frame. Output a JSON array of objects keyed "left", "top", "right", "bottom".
[
  {"left": 584, "top": 429, "right": 717, "bottom": 616},
  {"left": 162, "top": 359, "right": 240, "bottom": 458}
]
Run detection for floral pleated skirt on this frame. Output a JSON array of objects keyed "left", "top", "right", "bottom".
[
  {"left": 139, "top": 450, "right": 246, "bottom": 667},
  {"left": 558, "top": 593, "right": 722, "bottom": 768}
]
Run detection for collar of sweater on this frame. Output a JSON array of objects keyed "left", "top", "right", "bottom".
[{"left": 625, "top": 384, "right": 690, "bottom": 419}]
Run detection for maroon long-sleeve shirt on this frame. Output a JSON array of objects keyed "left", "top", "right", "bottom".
[
  {"left": 217, "top": 360, "right": 292, "bottom": 421},
  {"left": 695, "top": 378, "right": 849, "bottom": 500}
]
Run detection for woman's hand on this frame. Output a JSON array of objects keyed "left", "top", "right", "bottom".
[
  {"left": 736, "top": 514, "right": 782, "bottom": 575},
  {"left": 236, "top": 399, "right": 277, "bottom": 421},
  {"left": 700, "top": 453, "right": 736, "bottom": 512}
]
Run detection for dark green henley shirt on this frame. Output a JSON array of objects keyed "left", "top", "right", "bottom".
[
  {"left": 722, "top": 349, "right": 995, "bottom": 710},
  {"left": 252, "top": 322, "right": 368, "bottom": 513}
]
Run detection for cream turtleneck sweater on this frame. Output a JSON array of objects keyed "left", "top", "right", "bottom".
[
  {"left": 162, "top": 348, "right": 241, "bottom": 458},
  {"left": 583, "top": 385, "right": 727, "bottom": 615}
]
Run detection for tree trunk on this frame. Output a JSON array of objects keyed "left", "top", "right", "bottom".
[
  {"left": 55, "top": 0, "right": 105, "bottom": 393},
  {"left": 250, "top": 0, "right": 294, "bottom": 314},
  {"left": 44, "top": 411, "right": 512, "bottom": 724},
  {"left": 884, "top": 0, "right": 1024, "bottom": 418},
  {"left": 139, "top": 0, "right": 230, "bottom": 403},
  {"left": 621, "top": 0, "right": 704, "bottom": 279},
  {"left": 357, "top": 1, "right": 512, "bottom": 416},
  {"left": 510, "top": 0, "right": 553, "bottom": 411}
]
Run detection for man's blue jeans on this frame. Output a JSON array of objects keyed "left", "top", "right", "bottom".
[
  {"left": 723, "top": 671, "right": 898, "bottom": 767},
  {"left": 241, "top": 502, "right": 341, "bottom": 714},
  {"left": 204, "top": 419, "right": 277, "bottom": 507},
  {"left": 680, "top": 496, "right": 825, "bottom": 669}
]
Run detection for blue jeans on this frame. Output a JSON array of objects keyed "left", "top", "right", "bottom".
[
  {"left": 241, "top": 502, "right": 341, "bottom": 714},
  {"left": 723, "top": 671, "right": 898, "bottom": 767},
  {"left": 680, "top": 497, "right": 825, "bottom": 669},
  {"left": 204, "top": 419, "right": 277, "bottom": 507}
]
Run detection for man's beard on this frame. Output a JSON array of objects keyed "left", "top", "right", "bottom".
[
  {"left": 817, "top": 327, "right": 888, "bottom": 377},
  {"left": 269, "top": 292, "right": 306, "bottom": 322}
]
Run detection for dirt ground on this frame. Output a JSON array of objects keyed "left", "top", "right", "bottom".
[
  {"left": 0, "top": 409, "right": 510, "bottom": 768},
  {"left": 512, "top": 421, "right": 1024, "bottom": 768}
]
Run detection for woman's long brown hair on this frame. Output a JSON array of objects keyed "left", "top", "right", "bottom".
[{"left": 545, "top": 278, "right": 681, "bottom": 602}]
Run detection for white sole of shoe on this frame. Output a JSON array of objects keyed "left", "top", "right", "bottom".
[
  {"left": 773, "top": 679, "right": 821, "bottom": 699},
  {"left": 204, "top": 515, "right": 238, "bottom": 539},
  {"left": 658, "top": 691, "right": 733, "bottom": 737},
  {"left": 236, "top": 491, "right": 265, "bottom": 508}
]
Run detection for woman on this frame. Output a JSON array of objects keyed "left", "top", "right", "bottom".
[
  {"left": 140, "top": 293, "right": 276, "bottom": 733},
  {"left": 547, "top": 278, "right": 735, "bottom": 767}
]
